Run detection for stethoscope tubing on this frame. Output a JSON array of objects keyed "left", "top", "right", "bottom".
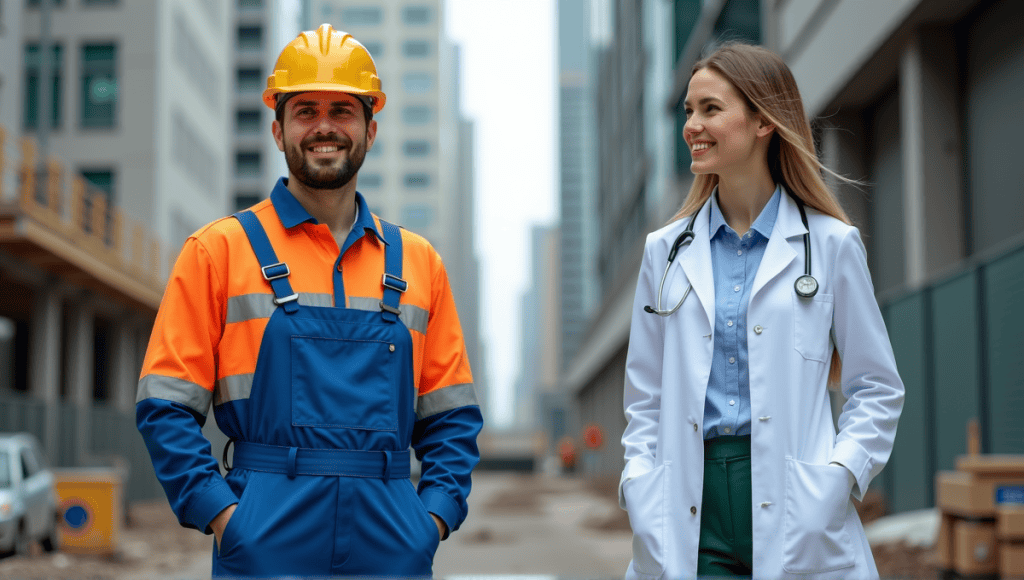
[{"left": 645, "top": 194, "right": 816, "bottom": 316}]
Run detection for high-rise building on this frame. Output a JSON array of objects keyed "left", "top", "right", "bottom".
[
  {"left": 515, "top": 224, "right": 561, "bottom": 430},
  {"left": 231, "top": 0, "right": 291, "bottom": 211}
]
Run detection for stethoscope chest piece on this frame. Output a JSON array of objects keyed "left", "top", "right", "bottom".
[{"left": 794, "top": 274, "right": 818, "bottom": 298}]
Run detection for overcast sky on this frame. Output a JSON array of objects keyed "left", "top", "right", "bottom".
[{"left": 446, "top": 1, "right": 559, "bottom": 428}]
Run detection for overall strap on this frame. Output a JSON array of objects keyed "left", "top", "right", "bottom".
[
  {"left": 379, "top": 220, "right": 407, "bottom": 323},
  {"left": 232, "top": 210, "right": 300, "bottom": 314}
]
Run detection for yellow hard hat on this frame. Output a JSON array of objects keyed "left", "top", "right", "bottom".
[{"left": 263, "top": 24, "right": 386, "bottom": 113}]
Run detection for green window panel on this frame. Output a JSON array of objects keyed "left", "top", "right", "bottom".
[
  {"left": 81, "top": 44, "right": 118, "bottom": 128},
  {"left": 931, "top": 272, "right": 980, "bottom": 470},
  {"left": 23, "top": 44, "right": 63, "bottom": 130},
  {"left": 884, "top": 294, "right": 930, "bottom": 512},
  {"left": 984, "top": 246, "right": 1024, "bottom": 453}
]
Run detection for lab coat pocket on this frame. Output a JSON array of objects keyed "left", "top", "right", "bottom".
[
  {"left": 623, "top": 463, "right": 668, "bottom": 579},
  {"left": 781, "top": 458, "right": 855, "bottom": 573},
  {"left": 792, "top": 293, "right": 834, "bottom": 363}
]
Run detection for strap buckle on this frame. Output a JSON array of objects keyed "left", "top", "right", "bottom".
[
  {"left": 379, "top": 301, "right": 401, "bottom": 316},
  {"left": 274, "top": 293, "right": 299, "bottom": 305},
  {"left": 262, "top": 262, "right": 290, "bottom": 281},
  {"left": 382, "top": 273, "right": 408, "bottom": 293}
]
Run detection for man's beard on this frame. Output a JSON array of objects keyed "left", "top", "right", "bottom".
[{"left": 285, "top": 133, "right": 368, "bottom": 190}]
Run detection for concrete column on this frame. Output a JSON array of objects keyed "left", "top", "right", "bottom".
[
  {"left": 110, "top": 315, "right": 137, "bottom": 415},
  {"left": 900, "top": 28, "right": 965, "bottom": 286},
  {"left": 66, "top": 296, "right": 94, "bottom": 465},
  {"left": 30, "top": 284, "right": 61, "bottom": 456}
]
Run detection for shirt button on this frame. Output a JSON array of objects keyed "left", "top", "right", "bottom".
[
  {"left": 727, "top": 320, "right": 733, "bottom": 327},
  {"left": 729, "top": 400, "right": 735, "bottom": 406},
  {"left": 734, "top": 285, "right": 740, "bottom": 292},
  {"left": 729, "top": 357, "right": 736, "bottom": 364},
  {"left": 737, "top": 250, "right": 743, "bottom": 256},
  {"left": 691, "top": 506, "right": 697, "bottom": 515},
  {"left": 754, "top": 325, "right": 763, "bottom": 334},
  {"left": 723, "top": 427, "right": 732, "bottom": 434}
]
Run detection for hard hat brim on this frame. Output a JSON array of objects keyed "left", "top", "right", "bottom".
[{"left": 263, "top": 85, "right": 386, "bottom": 114}]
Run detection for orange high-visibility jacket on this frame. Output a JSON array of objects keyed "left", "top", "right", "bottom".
[{"left": 136, "top": 181, "right": 481, "bottom": 536}]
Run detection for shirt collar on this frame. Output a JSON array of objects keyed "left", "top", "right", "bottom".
[
  {"left": 709, "top": 184, "right": 782, "bottom": 240},
  {"left": 269, "top": 177, "right": 384, "bottom": 243}
]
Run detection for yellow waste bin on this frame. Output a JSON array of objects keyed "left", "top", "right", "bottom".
[{"left": 53, "top": 468, "right": 123, "bottom": 555}]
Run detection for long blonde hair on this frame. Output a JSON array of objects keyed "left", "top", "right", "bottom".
[{"left": 674, "top": 42, "right": 849, "bottom": 386}]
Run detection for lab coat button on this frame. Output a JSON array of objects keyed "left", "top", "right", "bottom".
[
  {"left": 754, "top": 325, "right": 763, "bottom": 334},
  {"left": 693, "top": 423, "right": 699, "bottom": 432},
  {"left": 690, "top": 506, "right": 697, "bottom": 515}
]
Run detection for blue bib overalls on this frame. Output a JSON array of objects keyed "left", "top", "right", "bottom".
[{"left": 211, "top": 211, "right": 440, "bottom": 577}]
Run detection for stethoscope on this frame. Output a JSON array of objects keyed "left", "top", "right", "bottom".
[{"left": 644, "top": 195, "right": 818, "bottom": 316}]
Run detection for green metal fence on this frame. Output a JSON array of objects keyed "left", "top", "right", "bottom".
[{"left": 878, "top": 236, "right": 1024, "bottom": 513}]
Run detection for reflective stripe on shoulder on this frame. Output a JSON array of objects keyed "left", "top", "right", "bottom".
[
  {"left": 416, "top": 383, "right": 478, "bottom": 420},
  {"left": 214, "top": 373, "right": 255, "bottom": 406},
  {"left": 137, "top": 375, "right": 213, "bottom": 416},
  {"left": 226, "top": 292, "right": 333, "bottom": 323},
  {"left": 348, "top": 297, "right": 428, "bottom": 334}
]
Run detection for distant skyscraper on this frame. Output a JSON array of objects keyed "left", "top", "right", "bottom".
[{"left": 557, "top": 0, "right": 598, "bottom": 370}]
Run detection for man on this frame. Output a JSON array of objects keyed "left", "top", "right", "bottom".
[{"left": 136, "top": 24, "right": 483, "bottom": 577}]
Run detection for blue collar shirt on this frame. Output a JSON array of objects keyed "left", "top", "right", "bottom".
[{"left": 703, "top": 185, "right": 781, "bottom": 439}]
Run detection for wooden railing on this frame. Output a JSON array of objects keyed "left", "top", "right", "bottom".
[{"left": 0, "top": 125, "right": 169, "bottom": 301}]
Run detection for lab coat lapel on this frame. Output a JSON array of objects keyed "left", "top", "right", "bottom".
[
  {"left": 750, "top": 189, "right": 805, "bottom": 301},
  {"left": 679, "top": 199, "right": 715, "bottom": 331}
]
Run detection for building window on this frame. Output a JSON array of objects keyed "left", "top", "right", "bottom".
[
  {"left": 235, "top": 151, "right": 261, "bottom": 177},
  {"left": 342, "top": 7, "right": 382, "bottom": 25},
  {"left": 81, "top": 44, "right": 118, "bottom": 128},
  {"left": 402, "top": 106, "right": 432, "bottom": 126},
  {"left": 83, "top": 0, "right": 118, "bottom": 5},
  {"left": 402, "top": 6, "right": 432, "bottom": 25},
  {"left": 239, "top": 0, "right": 262, "bottom": 8},
  {"left": 79, "top": 168, "right": 115, "bottom": 237},
  {"left": 26, "top": 0, "right": 65, "bottom": 6},
  {"left": 237, "top": 25, "right": 263, "bottom": 50},
  {"left": 362, "top": 41, "right": 383, "bottom": 59},
  {"left": 403, "top": 140, "right": 431, "bottom": 157},
  {"left": 234, "top": 193, "right": 261, "bottom": 212},
  {"left": 402, "top": 72, "right": 432, "bottom": 94},
  {"left": 237, "top": 67, "right": 262, "bottom": 93},
  {"left": 404, "top": 173, "right": 431, "bottom": 189},
  {"left": 236, "top": 109, "right": 261, "bottom": 134},
  {"left": 402, "top": 40, "right": 431, "bottom": 58},
  {"left": 360, "top": 173, "right": 382, "bottom": 188},
  {"left": 23, "top": 43, "right": 63, "bottom": 130},
  {"left": 401, "top": 203, "right": 435, "bottom": 228}
]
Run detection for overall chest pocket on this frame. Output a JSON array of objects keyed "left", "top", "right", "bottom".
[
  {"left": 290, "top": 335, "right": 398, "bottom": 431},
  {"left": 792, "top": 293, "right": 834, "bottom": 363}
]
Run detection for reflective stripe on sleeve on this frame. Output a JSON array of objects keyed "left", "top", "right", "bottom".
[
  {"left": 137, "top": 375, "right": 213, "bottom": 416},
  {"left": 348, "top": 296, "right": 429, "bottom": 334},
  {"left": 214, "top": 373, "right": 255, "bottom": 406},
  {"left": 416, "top": 383, "right": 478, "bottom": 420},
  {"left": 226, "top": 292, "right": 333, "bottom": 323}
]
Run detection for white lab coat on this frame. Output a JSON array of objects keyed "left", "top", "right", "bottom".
[{"left": 620, "top": 190, "right": 904, "bottom": 580}]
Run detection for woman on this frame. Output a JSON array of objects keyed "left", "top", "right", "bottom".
[{"left": 619, "top": 43, "right": 904, "bottom": 579}]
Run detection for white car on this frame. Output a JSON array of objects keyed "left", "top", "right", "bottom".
[{"left": 0, "top": 433, "right": 58, "bottom": 557}]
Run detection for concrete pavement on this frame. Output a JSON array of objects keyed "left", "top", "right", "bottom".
[{"left": 434, "top": 471, "right": 633, "bottom": 578}]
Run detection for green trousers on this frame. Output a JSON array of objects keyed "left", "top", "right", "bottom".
[{"left": 698, "top": 435, "right": 754, "bottom": 578}]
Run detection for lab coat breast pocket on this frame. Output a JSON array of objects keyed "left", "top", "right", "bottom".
[
  {"left": 623, "top": 463, "right": 668, "bottom": 579},
  {"left": 792, "top": 293, "right": 834, "bottom": 363},
  {"left": 781, "top": 458, "right": 855, "bottom": 573}
]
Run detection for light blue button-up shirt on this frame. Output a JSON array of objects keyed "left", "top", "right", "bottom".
[{"left": 703, "top": 185, "right": 781, "bottom": 439}]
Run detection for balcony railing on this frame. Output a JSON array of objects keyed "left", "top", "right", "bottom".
[{"left": 0, "top": 125, "right": 168, "bottom": 311}]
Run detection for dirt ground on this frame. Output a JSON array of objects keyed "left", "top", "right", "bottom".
[{"left": 0, "top": 475, "right": 941, "bottom": 579}]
